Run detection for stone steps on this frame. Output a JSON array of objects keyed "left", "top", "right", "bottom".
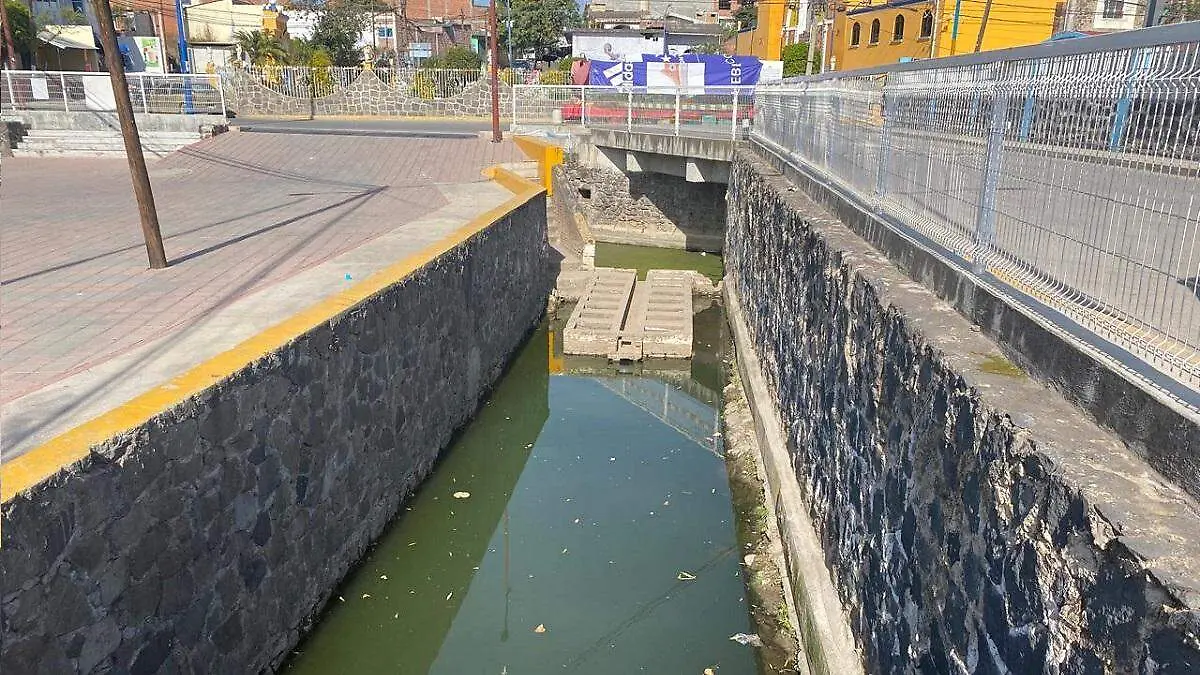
[
  {"left": 11, "top": 128, "right": 202, "bottom": 157},
  {"left": 562, "top": 267, "right": 694, "bottom": 361}
]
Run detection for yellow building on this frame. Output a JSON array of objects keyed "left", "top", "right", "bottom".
[
  {"left": 828, "top": 0, "right": 934, "bottom": 71},
  {"left": 733, "top": 1, "right": 787, "bottom": 60},
  {"left": 826, "top": 0, "right": 1058, "bottom": 71}
]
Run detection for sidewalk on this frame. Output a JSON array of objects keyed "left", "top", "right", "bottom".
[{"left": 1, "top": 131, "right": 522, "bottom": 458}]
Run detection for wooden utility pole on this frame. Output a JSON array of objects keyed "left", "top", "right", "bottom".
[
  {"left": 488, "top": 0, "right": 501, "bottom": 142},
  {"left": 973, "top": 0, "right": 994, "bottom": 53},
  {"left": 91, "top": 0, "right": 169, "bottom": 269},
  {"left": 1, "top": 0, "right": 19, "bottom": 68}
]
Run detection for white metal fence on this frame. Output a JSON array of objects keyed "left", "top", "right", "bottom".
[
  {"left": 754, "top": 23, "right": 1200, "bottom": 396},
  {"left": 0, "top": 70, "right": 226, "bottom": 115},
  {"left": 511, "top": 84, "right": 758, "bottom": 139}
]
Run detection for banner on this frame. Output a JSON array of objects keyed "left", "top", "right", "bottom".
[
  {"left": 589, "top": 54, "right": 765, "bottom": 88},
  {"left": 134, "top": 36, "right": 164, "bottom": 73}
]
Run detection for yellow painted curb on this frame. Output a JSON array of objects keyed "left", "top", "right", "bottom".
[
  {"left": 1, "top": 167, "right": 544, "bottom": 504},
  {"left": 512, "top": 135, "right": 565, "bottom": 197}
]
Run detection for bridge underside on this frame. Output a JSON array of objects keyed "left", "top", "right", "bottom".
[{"left": 586, "top": 127, "right": 735, "bottom": 184}]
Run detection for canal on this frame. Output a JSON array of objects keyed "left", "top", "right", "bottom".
[{"left": 284, "top": 299, "right": 755, "bottom": 674}]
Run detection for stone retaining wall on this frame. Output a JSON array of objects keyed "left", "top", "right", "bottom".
[
  {"left": 0, "top": 194, "right": 550, "bottom": 673},
  {"left": 553, "top": 156, "right": 726, "bottom": 252},
  {"left": 224, "top": 68, "right": 512, "bottom": 118},
  {"left": 726, "top": 148, "right": 1200, "bottom": 673}
]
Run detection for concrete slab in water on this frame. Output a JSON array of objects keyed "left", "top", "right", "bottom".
[
  {"left": 562, "top": 268, "right": 694, "bottom": 361},
  {"left": 562, "top": 268, "right": 636, "bottom": 357}
]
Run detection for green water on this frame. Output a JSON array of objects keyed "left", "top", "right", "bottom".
[
  {"left": 284, "top": 308, "right": 755, "bottom": 675},
  {"left": 594, "top": 243, "right": 724, "bottom": 282}
]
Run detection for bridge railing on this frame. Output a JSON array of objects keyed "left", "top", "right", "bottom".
[
  {"left": 511, "top": 84, "right": 757, "bottom": 138},
  {"left": 0, "top": 70, "right": 225, "bottom": 115},
  {"left": 754, "top": 23, "right": 1200, "bottom": 398}
]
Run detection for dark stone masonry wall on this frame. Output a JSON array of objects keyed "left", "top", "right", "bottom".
[
  {"left": 0, "top": 198, "right": 550, "bottom": 673},
  {"left": 725, "top": 150, "right": 1200, "bottom": 673}
]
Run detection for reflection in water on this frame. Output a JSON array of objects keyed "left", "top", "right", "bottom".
[{"left": 286, "top": 310, "right": 754, "bottom": 674}]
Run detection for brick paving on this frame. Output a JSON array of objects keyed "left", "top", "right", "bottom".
[{"left": 0, "top": 131, "right": 521, "bottom": 403}]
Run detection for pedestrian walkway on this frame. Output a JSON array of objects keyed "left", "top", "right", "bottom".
[{"left": 0, "top": 131, "right": 523, "bottom": 458}]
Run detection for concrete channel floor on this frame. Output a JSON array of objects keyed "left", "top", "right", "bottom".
[{"left": 0, "top": 131, "right": 522, "bottom": 460}]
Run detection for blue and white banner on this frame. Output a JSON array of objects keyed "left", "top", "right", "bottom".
[{"left": 588, "top": 54, "right": 765, "bottom": 88}]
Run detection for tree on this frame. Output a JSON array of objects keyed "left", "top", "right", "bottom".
[
  {"left": 733, "top": 0, "right": 757, "bottom": 30},
  {"left": 2, "top": 0, "right": 36, "bottom": 67},
  {"left": 781, "top": 42, "right": 819, "bottom": 77},
  {"left": 501, "top": 0, "right": 581, "bottom": 60},
  {"left": 424, "top": 45, "right": 482, "bottom": 70},
  {"left": 310, "top": 1, "right": 369, "bottom": 66},
  {"left": 236, "top": 30, "right": 287, "bottom": 65}
]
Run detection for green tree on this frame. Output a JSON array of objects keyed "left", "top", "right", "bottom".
[
  {"left": 310, "top": 2, "right": 368, "bottom": 66},
  {"left": 781, "top": 42, "right": 819, "bottom": 77},
  {"left": 501, "top": 0, "right": 581, "bottom": 60},
  {"left": 424, "top": 45, "right": 482, "bottom": 70},
  {"left": 733, "top": 0, "right": 757, "bottom": 30},
  {"left": 236, "top": 30, "right": 287, "bottom": 65},
  {"left": 3, "top": 0, "right": 37, "bottom": 66}
]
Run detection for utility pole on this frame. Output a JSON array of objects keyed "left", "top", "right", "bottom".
[
  {"left": 91, "top": 0, "right": 169, "bottom": 269},
  {"left": 973, "top": 0, "right": 994, "bottom": 53},
  {"left": 488, "top": 0, "right": 500, "bottom": 142},
  {"left": 805, "top": 0, "right": 820, "bottom": 74},
  {"left": 1, "top": 0, "right": 19, "bottom": 68}
]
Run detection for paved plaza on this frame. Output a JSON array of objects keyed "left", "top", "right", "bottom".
[{"left": 0, "top": 131, "right": 522, "bottom": 455}]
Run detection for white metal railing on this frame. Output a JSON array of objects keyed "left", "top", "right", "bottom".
[
  {"left": 511, "top": 84, "right": 759, "bottom": 139},
  {"left": 0, "top": 70, "right": 225, "bottom": 115},
  {"left": 754, "top": 23, "right": 1200, "bottom": 397}
]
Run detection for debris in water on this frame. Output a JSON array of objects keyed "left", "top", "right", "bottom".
[
  {"left": 573, "top": 518, "right": 581, "bottom": 524},
  {"left": 394, "top": 613, "right": 399, "bottom": 619},
  {"left": 704, "top": 669, "right": 716, "bottom": 675},
  {"left": 533, "top": 624, "right": 547, "bottom": 634},
  {"left": 729, "top": 633, "right": 763, "bottom": 647},
  {"left": 408, "top": 542, "right": 416, "bottom": 547},
  {"left": 453, "top": 491, "right": 471, "bottom": 499},
  {"left": 380, "top": 575, "right": 388, "bottom": 580},
  {"left": 525, "top": 443, "right": 534, "bottom": 448},
  {"left": 663, "top": 500, "right": 670, "bottom": 506},
  {"left": 562, "top": 548, "right": 569, "bottom": 554},
  {"left": 338, "top": 596, "right": 345, "bottom": 602},
  {"left": 361, "top": 594, "right": 371, "bottom": 599},
  {"left": 609, "top": 457, "right": 616, "bottom": 462},
  {"left": 677, "top": 571, "right": 697, "bottom": 581},
  {"left": 446, "top": 592, "right": 454, "bottom": 601}
]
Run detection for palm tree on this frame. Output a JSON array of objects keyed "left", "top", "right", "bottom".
[{"left": 235, "top": 30, "right": 287, "bottom": 66}]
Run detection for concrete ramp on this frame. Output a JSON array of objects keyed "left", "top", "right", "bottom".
[
  {"left": 563, "top": 268, "right": 637, "bottom": 357},
  {"left": 563, "top": 268, "right": 693, "bottom": 360},
  {"left": 634, "top": 270, "right": 693, "bottom": 358}
]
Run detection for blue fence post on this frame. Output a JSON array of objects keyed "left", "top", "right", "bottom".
[
  {"left": 1018, "top": 60, "right": 1038, "bottom": 142},
  {"left": 175, "top": 0, "right": 193, "bottom": 112},
  {"left": 973, "top": 88, "right": 1007, "bottom": 274},
  {"left": 1109, "top": 49, "right": 1146, "bottom": 152}
]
